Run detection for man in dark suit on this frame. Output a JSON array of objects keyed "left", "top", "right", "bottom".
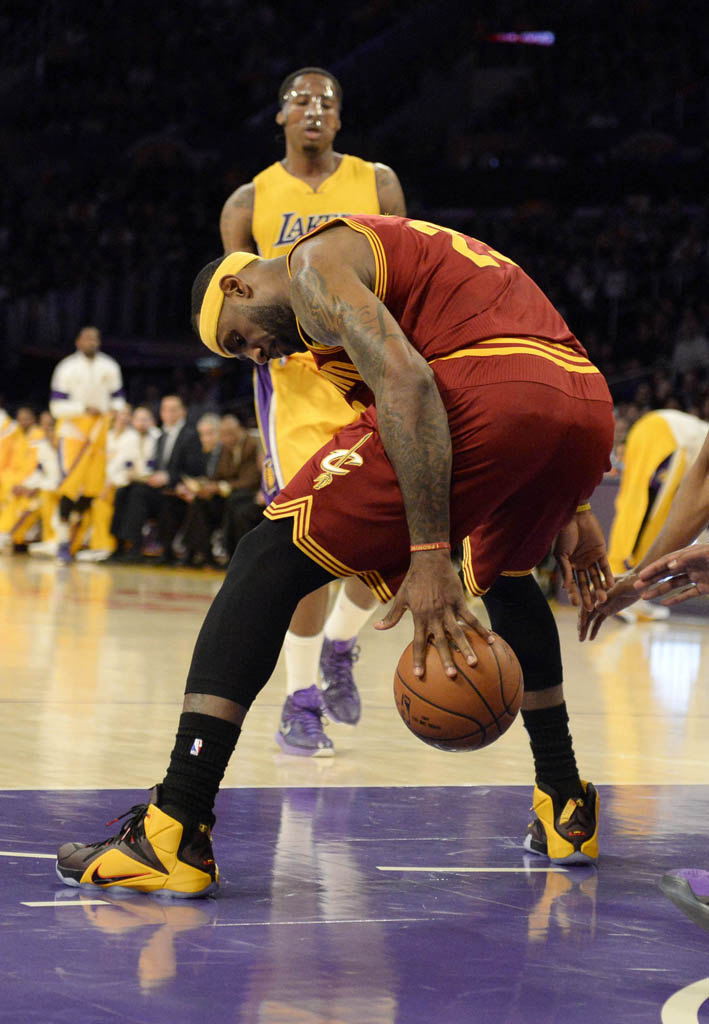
[
  {"left": 176, "top": 413, "right": 261, "bottom": 566},
  {"left": 111, "top": 394, "right": 205, "bottom": 563}
]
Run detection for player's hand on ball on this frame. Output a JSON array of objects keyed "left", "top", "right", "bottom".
[
  {"left": 554, "top": 510, "right": 614, "bottom": 611},
  {"left": 374, "top": 550, "right": 494, "bottom": 678}
]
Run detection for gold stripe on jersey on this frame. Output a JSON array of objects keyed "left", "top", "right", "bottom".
[
  {"left": 339, "top": 218, "right": 388, "bottom": 301},
  {"left": 500, "top": 569, "right": 535, "bottom": 577},
  {"left": 432, "top": 339, "right": 600, "bottom": 375},
  {"left": 284, "top": 214, "right": 387, "bottom": 303},
  {"left": 461, "top": 536, "right": 490, "bottom": 597},
  {"left": 477, "top": 336, "right": 593, "bottom": 364},
  {"left": 264, "top": 495, "right": 393, "bottom": 602}
]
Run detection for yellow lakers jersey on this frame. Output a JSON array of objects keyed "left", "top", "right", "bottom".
[
  {"left": 251, "top": 154, "right": 381, "bottom": 492},
  {"left": 252, "top": 154, "right": 380, "bottom": 258}
]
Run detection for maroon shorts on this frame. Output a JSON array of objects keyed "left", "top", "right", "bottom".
[{"left": 264, "top": 352, "right": 614, "bottom": 601}]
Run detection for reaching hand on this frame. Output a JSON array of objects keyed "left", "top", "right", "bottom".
[
  {"left": 635, "top": 543, "right": 709, "bottom": 606},
  {"left": 374, "top": 550, "right": 494, "bottom": 678},
  {"left": 578, "top": 573, "right": 640, "bottom": 641},
  {"left": 553, "top": 510, "right": 615, "bottom": 611}
]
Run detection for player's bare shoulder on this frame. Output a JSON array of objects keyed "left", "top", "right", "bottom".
[
  {"left": 219, "top": 182, "right": 257, "bottom": 253},
  {"left": 374, "top": 163, "right": 406, "bottom": 217},
  {"left": 290, "top": 222, "right": 376, "bottom": 289}
]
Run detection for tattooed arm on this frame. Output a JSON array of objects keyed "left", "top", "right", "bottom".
[
  {"left": 219, "top": 183, "right": 257, "bottom": 254},
  {"left": 290, "top": 227, "right": 492, "bottom": 677}
]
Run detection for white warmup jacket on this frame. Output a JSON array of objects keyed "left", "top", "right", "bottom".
[{"left": 49, "top": 351, "right": 126, "bottom": 419}]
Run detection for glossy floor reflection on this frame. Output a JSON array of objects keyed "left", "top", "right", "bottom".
[{"left": 2, "top": 785, "right": 709, "bottom": 1023}]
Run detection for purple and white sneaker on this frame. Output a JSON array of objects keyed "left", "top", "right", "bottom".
[
  {"left": 275, "top": 685, "right": 334, "bottom": 757},
  {"left": 319, "top": 637, "right": 362, "bottom": 725},
  {"left": 660, "top": 869, "right": 709, "bottom": 931}
]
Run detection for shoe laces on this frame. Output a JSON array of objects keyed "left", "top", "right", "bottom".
[
  {"left": 322, "top": 643, "right": 360, "bottom": 689},
  {"left": 287, "top": 689, "right": 328, "bottom": 735},
  {"left": 89, "top": 802, "right": 149, "bottom": 850}
]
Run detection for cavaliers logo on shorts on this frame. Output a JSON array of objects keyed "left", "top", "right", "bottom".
[{"left": 313, "top": 431, "right": 373, "bottom": 490}]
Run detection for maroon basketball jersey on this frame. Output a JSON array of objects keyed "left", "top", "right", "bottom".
[{"left": 287, "top": 214, "right": 597, "bottom": 411}]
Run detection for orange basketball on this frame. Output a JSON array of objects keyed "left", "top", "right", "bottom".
[{"left": 393, "top": 629, "right": 523, "bottom": 751}]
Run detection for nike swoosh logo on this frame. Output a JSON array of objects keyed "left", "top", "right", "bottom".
[{"left": 90, "top": 866, "right": 152, "bottom": 885}]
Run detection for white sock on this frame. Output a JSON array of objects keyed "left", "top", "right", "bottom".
[
  {"left": 57, "top": 521, "right": 70, "bottom": 544},
  {"left": 284, "top": 629, "right": 324, "bottom": 695},
  {"left": 324, "top": 583, "right": 374, "bottom": 642}
]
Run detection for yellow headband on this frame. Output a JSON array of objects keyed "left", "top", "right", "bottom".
[{"left": 198, "top": 251, "right": 262, "bottom": 356}]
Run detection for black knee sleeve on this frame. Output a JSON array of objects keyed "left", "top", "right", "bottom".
[
  {"left": 185, "top": 517, "right": 334, "bottom": 707},
  {"left": 482, "top": 574, "right": 562, "bottom": 691}
]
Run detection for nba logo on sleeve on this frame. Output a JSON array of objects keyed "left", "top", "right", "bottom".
[{"left": 190, "top": 738, "right": 203, "bottom": 757}]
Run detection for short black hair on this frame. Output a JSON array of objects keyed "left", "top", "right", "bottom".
[
  {"left": 278, "top": 67, "right": 342, "bottom": 109},
  {"left": 191, "top": 255, "right": 225, "bottom": 332}
]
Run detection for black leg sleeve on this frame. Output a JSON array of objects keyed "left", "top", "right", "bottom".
[
  {"left": 185, "top": 517, "right": 335, "bottom": 706},
  {"left": 482, "top": 574, "right": 563, "bottom": 692}
]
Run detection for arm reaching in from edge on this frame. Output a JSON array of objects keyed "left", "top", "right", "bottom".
[
  {"left": 289, "top": 226, "right": 493, "bottom": 678},
  {"left": 635, "top": 543, "right": 709, "bottom": 604},
  {"left": 579, "top": 431, "right": 709, "bottom": 640}
]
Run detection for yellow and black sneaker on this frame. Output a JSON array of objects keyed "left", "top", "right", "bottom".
[
  {"left": 55, "top": 786, "right": 218, "bottom": 898},
  {"left": 524, "top": 780, "right": 599, "bottom": 865}
]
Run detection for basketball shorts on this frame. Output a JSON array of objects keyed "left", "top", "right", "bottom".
[
  {"left": 264, "top": 353, "right": 614, "bottom": 601},
  {"left": 254, "top": 352, "right": 359, "bottom": 503}
]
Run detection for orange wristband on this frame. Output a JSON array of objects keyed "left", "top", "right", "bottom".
[{"left": 410, "top": 542, "right": 451, "bottom": 553}]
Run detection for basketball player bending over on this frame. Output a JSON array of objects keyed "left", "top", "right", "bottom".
[{"left": 56, "top": 214, "right": 614, "bottom": 896}]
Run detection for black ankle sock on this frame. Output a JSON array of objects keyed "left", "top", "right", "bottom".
[
  {"left": 161, "top": 712, "right": 241, "bottom": 824},
  {"left": 521, "top": 702, "right": 582, "bottom": 806}
]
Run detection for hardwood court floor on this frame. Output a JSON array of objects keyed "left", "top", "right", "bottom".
[
  {"left": 3, "top": 554, "right": 709, "bottom": 1024},
  {"left": 2, "top": 552, "right": 709, "bottom": 792}
]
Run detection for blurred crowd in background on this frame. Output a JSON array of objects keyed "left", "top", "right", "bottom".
[
  {"left": 0, "top": 328, "right": 263, "bottom": 566},
  {"left": 1, "top": 0, "right": 707, "bottom": 566}
]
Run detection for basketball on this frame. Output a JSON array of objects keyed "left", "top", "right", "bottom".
[{"left": 393, "top": 630, "right": 523, "bottom": 751}]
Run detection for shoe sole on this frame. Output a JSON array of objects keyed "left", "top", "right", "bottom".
[
  {"left": 523, "top": 832, "right": 598, "bottom": 866},
  {"left": 660, "top": 875, "right": 709, "bottom": 931},
  {"left": 55, "top": 862, "right": 218, "bottom": 899},
  {"left": 274, "top": 732, "right": 335, "bottom": 757}
]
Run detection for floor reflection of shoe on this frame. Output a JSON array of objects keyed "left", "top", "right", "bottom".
[
  {"left": 56, "top": 542, "right": 72, "bottom": 565},
  {"left": 76, "top": 891, "right": 214, "bottom": 991},
  {"left": 635, "top": 598, "right": 671, "bottom": 621},
  {"left": 55, "top": 785, "right": 218, "bottom": 897},
  {"left": 660, "top": 869, "right": 709, "bottom": 931},
  {"left": 524, "top": 855, "right": 598, "bottom": 943},
  {"left": 524, "top": 780, "right": 599, "bottom": 865},
  {"left": 76, "top": 549, "right": 113, "bottom": 562},
  {"left": 320, "top": 637, "right": 362, "bottom": 725},
  {"left": 275, "top": 685, "right": 335, "bottom": 757}
]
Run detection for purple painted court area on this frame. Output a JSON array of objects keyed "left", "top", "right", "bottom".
[{"left": 2, "top": 785, "right": 709, "bottom": 1023}]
